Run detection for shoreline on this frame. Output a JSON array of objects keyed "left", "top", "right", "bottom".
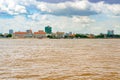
[{"left": 1, "top": 38, "right": 120, "bottom": 39}]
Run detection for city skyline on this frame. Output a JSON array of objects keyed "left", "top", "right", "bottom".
[
  {"left": 1, "top": 28, "right": 116, "bottom": 36},
  {"left": 0, "top": 0, "right": 120, "bottom": 34}
]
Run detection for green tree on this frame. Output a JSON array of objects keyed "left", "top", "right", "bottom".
[
  {"left": 75, "top": 34, "right": 88, "bottom": 38},
  {"left": 0, "top": 34, "right": 4, "bottom": 37},
  {"left": 95, "top": 34, "right": 105, "bottom": 38},
  {"left": 6, "top": 34, "right": 12, "bottom": 38}
]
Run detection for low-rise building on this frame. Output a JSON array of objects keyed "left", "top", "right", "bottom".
[
  {"left": 25, "top": 29, "right": 33, "bottom": 38},
  {"left": 13, "top": 29, "right": 33, "bottom": 38},
  {"left": 34, "top": 30, "right": 46, "bottom": 38},
  {"left": 87, "top": 34, "right": 95, "bottom": 38},
  {"left": 13, "top": 32, "right": 27, "bottom": 38},
  {"left": 56, "top": 32, "right": 65, "bottom": 38}
]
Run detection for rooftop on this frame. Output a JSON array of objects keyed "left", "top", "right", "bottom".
[
  {"left": 14, "top": 32, "right": 27, "bottom": 34},
  {"left": 34, "top": 30, "right": 46, "bottom": 34}
]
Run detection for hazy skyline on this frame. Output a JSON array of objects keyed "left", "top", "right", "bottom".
[{"left": 0, "top": 0, "right": 120, "bottom": 34}]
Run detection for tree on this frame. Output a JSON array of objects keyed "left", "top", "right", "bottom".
[
  {"left": 0, "top": 34, "right": 4, "bottom": 37},
  {"left": 47, "top": 35, "right": 53, "bottom": 39},
  {"left": 6, "top": 34, "right": 12, "bottom": 38},
  {"left": 75, "top": 34, "right": 88, "bottom": 38},
  {"left": 95, "top": 34, "right": 105, "bottom": 38}
]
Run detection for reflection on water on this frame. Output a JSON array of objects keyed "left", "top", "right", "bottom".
[{"left": 0, "top": 39, "right": 120, "bottom": 80}]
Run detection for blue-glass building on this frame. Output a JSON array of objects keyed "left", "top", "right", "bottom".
[
  {"left": 45, "top": 26, "right": 52, "bottom": 34},
  {"left": 9, "top": 29, "right": 14, "bottom": 34}
]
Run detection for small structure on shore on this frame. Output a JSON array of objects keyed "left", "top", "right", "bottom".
[{"left": 34, "top": 30, "right": 46, "bottom": 39}]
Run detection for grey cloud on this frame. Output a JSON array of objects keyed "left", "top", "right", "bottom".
[
  {"left": 36, "top": 0, "right": 75, "bottom": 3},
  {"left": 89, "top": 0, "right": 120, "bottom": 4},
  {"left": 41, "top": 8, "right": 98, "bottom": 17}
]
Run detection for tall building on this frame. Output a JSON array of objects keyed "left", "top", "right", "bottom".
[
  {"left": 107, "top": 30, "right": 114, "bottom": 35},
  {"left": 45, "top": 26, "right": 52, "bottom": 34},
  {"left": 9, "top": 29, "right": 13, "bottom": 34}
]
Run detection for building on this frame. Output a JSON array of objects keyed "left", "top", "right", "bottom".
[
  {"left": 13, "top": 29, "right": 33, "bottom": 38},
  {"left": 13, "top": 32, "right": 27, "bottom": 38},
  {"left": 64, "top": 32, "right": 75, "bottom": 38},
  {"left": 107, "top": 30, "right": 114, "bottom": 35},
  {"left": 4, "top": 33, "right": 9, "bottom": 37},
  {"left": 87, "top": 34, "right": 95, "bottom": 38},
  {"left": 26, "top": 29, "right": 32, "bottom": 33},
  {"left": 56, "top": 32, "right": 65, "bottom": 38},
  {"left": 45, "top": 26, "right": 52, "bottom": 34},
  {"left": 51, "top": 33, "right": 56, "bottom": 37},
  {"left": 34, "top": 30, "right": 46, "bottom": 38},
  {"left": 107, "top": 30, "right": 114, "bottom": 38},
  {"left": 25, "top": 29, "right": 33, "bottom": 38},
  {"left": 13, "top": 29, "right": 46, "bottom": 39},
  {"left": 9, "top": 29, "right": 13, "bottom": 34}
]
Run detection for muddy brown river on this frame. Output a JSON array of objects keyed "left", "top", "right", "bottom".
[{"left": 0, "top": 39, "right": 120, "bottom": 80}]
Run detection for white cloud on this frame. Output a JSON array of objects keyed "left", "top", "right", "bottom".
[
  {"left": 91, "top": 1, "right": 120, "bottom": 16},
  {"left": 36, "top": 0, "right": 97, "bottom": 16},
  {"left": 72, "top": 16, "right": 95, "bottom": 23},
  {"left": 0, "top": 14, "right": 96, "bottom": 34},
  {"left": 0, "top": 0, "right": 120, "bottom": 16},
  {"left": 0, "top": 15, "right": 54, "bottom": 33},
  {"left": 28, "top": 13, "right": 40, "bottom": 20},
  {"left": 0, "top": 0, "right": 27, "bottom": 15},
  {"left": 107, "top": 4, "right": 120, "bottom": 16},
  {"left": 35, "top": 0, "right": 120, "bottom": 16},
  {"left": 0, "top": 14, "right": 120, "bottom": 34},
  {"left": 27, "top": 13, "right": 49, "bottom": 21}
]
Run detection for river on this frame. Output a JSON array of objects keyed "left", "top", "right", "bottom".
[{"left": 0, "top": 39, "right": 120, "bottom": 80}]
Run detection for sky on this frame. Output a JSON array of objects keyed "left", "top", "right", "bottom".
[{"left": 0, "top": 0, "right": 120, "bottom": 34}]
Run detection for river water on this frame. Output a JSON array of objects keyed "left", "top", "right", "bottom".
[{"left": 0, "top": 39, "right": 120, "bottom": 80}]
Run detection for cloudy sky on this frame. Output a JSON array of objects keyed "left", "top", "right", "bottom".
[{"left": 0, "top": 0, "right": 120, "bottom": 34}]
